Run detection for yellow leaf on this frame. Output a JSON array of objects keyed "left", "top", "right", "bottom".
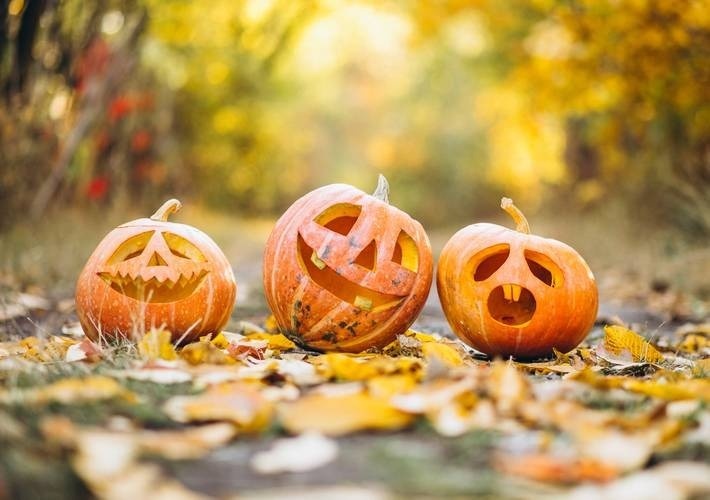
[
  {"left": 164, "top": 382, "right": 272, "bottom": 431},
  {"left": 244, "top": 332, "right": 296, "bottom": 351},
  {"left": 264, "top": 315, "right": 279, "bottom": 333},
  {"left": 279, "top": 392, "right": 413, "bottom": 436},
  {"left": 622, "top": 379, "right": 710, "bottom": 402},
  {"left": 138, "top": 329, "right": 177, "bottom": 361},
  {"left": 422, "top": 341, "right": 463, "bottom": 367},
  {"left": 7, "top": 376, "right": 136, "bottom": 405},
  {"left": 488, "top": 360, "right": 531, "bottom": 414},
  {"left": 603, "top": 325, "right": 664, "bottom": 363},
  {"left": 211, "top": 332, "right": 231, "bottom": 350},
  {"left": 367, "top": 374, "right": 418, "bottom": 400},
  {"left": 314, "top": 353, "right": 422, "bottom": 381},
  {"left": 180, "top": 340, "right": 235, "bottom": 365}
]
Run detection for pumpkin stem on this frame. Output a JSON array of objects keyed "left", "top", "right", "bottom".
[
  {"left": 151, "top": 199, "right": 182, "bottom": 221},
  {"left": 500, "top": 197, "right": 530, "bottom": 234},
  {"left": 372, "top": 174, "right": 390, "bottom": 204}
]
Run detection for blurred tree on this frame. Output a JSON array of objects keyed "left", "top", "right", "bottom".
[{"left": 409, "top": 0, "right": 710, "bottom": 232}]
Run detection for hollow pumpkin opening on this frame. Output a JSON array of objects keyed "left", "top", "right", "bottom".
[
  {"left": 487, "top": 284, "right": 536, "bottom": 326},
  {"left": 473, "top": 244, "right": 510, "bottom": 281}
]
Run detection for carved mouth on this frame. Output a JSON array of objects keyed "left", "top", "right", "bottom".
[
  {"left": 297, "top": 233, "right": 403, "bottom": 312},
  {"left": 98, "top": 270, "right": 209, "bottom": 303},
  {"left": 487, "top": 284, "right": 536, "bottom": 326}
]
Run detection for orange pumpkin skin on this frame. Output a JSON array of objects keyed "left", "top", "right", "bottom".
[
  {"left": 75, "top": 200, "right": 236, "bottom": 343},
  {"left": 263, "top": 176, "right": 433, "bottom": 352},
  {"left": 436, "top": 199, "right": 598, "bottom": 359}
]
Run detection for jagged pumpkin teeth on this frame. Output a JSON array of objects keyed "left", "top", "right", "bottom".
[
  {"left": 75, "top": 199, "right": 237, "bottom": 343},
  {"left": 263, "top": 175, "right": 433, "bottom": 353}
]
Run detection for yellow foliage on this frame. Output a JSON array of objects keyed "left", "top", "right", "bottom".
[
  {"left": 279, "top": 391, "right": 413, "bottom": 435},
  {"left": 138, "top": 329, "right": 177, "bottom": 361},
  {"left": 603, "top": 325, "right": 665, "bottom": 364}
]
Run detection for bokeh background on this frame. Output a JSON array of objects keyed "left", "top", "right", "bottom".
[{"left": 1, "top": 0, "right": 708, "bottom": 307}]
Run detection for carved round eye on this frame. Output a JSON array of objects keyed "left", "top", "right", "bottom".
[
  {"left": 525, "top": 250, "right": 563, "bottom": 287},
  {"left": 472, "top": 244, "right": 510, "bottom": 281},
  {"left": 314, "top": 203, "right": 362, "bottom": 235}
]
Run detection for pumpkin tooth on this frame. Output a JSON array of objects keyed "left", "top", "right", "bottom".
[
  {"left": 502, "top": 284, "right": 513, "bottom": 301},
  {"left": 511, "top": 284, "right": 522, "bottom": 302},
  {"left": 354, "top": 295, "right": 373, "bottom": 311},
  {"left": 311, "top": 252, "right": 327, "bottom": 270}
]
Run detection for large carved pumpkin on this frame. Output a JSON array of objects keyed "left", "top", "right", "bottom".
[
  {"left": 437, "top": 198, "right": 598, "bottom": 359},
  {"left": 263, "top": 176, "right": 433, "bottom": 352},
  {"left": 75, "top": 199, "right": 236, "bottom": 342}
]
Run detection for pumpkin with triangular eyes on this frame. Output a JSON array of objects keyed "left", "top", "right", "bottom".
[
  {"left": 75, "top": 199, "right": 236, "bottom": 343},
  {"left": 437, "top": 198, "right": 598, "bottom": 359},
  {"left": 263, "top": 176, "right": 433, "bottom": 352}
]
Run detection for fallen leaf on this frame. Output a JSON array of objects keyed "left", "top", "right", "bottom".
[
  {"left": 603, "top": 325, "right": 664, "bottom": 364},
  {"left": 250, "top": 432, "right": 338, "bottom": 474},
  {"left": 421, "top": 341, "right": 464, "bottom": 368},
  {"left": 180, "top": 339, "right": 235, "bottom": 365},
  {"left": 494, "top": 453, "right": 618, "bottom": 484},
  {"left": 2, "top": 375, "right": 136, "bottom": 405},
  {"left": 138, "top": 329, "right": 177, "bottom": 361},
  {"left": 164, "top": 382, "right": 272, "bottom": 431},
  {"left": 280, "top": 391, "right": 413, "bottom": 436}
]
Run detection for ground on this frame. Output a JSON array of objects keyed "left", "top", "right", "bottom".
[{"left": 0, "top": 208, "right": 708, "bottom": 499}]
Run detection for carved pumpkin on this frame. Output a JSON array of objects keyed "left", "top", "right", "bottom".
[
  {"left": 437, "top": 198, "right": 598, "bottom": 359},
  {"left": 75, "top": 199, "right": 236, "bottom": 343},
  {"left": 263, "top": 176, "right": 433, "bottom": 352}
]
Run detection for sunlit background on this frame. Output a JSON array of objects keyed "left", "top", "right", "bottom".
[{"left": 1, "top": 0, "right": 708, "bottom": 298}]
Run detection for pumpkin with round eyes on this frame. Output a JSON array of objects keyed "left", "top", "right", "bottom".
[
  {"left": 263, "top": 176, "right": 433, "bottom": 352},
  {"left": 437, "top": 198, "right": 598, "bottom": 359},
  {"left": 75, "top": 199, "right": 237, "bottom": 343}
]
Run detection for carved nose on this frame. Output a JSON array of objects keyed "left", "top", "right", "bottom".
[{"left": 146, "top": 252, "right": 168, "bottom": 267}]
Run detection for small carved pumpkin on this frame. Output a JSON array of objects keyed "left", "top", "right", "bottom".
[
  {"left": 75, "top": 199, "right": 236, "bottom": 342},
  {"left": 263, "top": 176, "right": 433, "bottom": 352},
  {"left": 437, "top": 198, "right": 598, "bottom": 359}
]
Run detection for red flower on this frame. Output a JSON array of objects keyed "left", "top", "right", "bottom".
[{"left": 86, "top": 176, "right": 110, "bottom": 200}]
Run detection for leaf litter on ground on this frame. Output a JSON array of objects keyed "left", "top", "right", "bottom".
[{"left": 0, "top": 318, "right": 708, "bottom": 499}]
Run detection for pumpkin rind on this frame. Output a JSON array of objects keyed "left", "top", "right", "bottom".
[
  {"left": 75, "top": 200, "right": 237, "bottom": 343},
  {"left": 436, "top": 200, "right": 598, "bottom": 359},
  {"left": 263, "top": 180, "right": 433, "bottom": 352}
]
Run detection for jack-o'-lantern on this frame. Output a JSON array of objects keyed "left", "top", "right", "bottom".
[
  {"left": 76, "top": 199, "right": 236, "bottom": 343},
  {"left": 437, "top": 198, "right": 598, "bottom": 359},
  {"left": 263, "top": 176, "right": 433, "bottom": 352}
]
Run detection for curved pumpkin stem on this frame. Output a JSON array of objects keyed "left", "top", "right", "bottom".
[
  {"left": 151, "top": 199, "right": 182, "bottom": 221},
  {"left": 372, "top": 174, "right": 390, "bottom": 204},
  {"left": 500, "top": 197, "right": 530, "bottom": 234}
]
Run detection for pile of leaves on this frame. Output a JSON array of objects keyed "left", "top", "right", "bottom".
[{"left": 0, "top": 319, "right": 708, "bottom": 499}]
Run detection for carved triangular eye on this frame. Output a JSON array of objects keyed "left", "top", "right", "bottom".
[
  {"left": 354, "top": 240, "right": 377, "bottom": 270},
  {"left": 314, "top": 203, "right": 362, "bottom": 236},
  {"left": 106, "top": 231, "right": 154, "bottom": 265},
  {"left": 525, "top": 250, "right": 563, "bottom": 287},
  {"left": 472, "top": 244, "right": 510, "bottom": 281},
  {"left": 162, "top": 233, "right": 207, "bottom": 262}
]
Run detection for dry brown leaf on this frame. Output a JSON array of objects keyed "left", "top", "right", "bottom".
[{"left": 279, "top": 391, "right": 413, "bottom": 436}]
